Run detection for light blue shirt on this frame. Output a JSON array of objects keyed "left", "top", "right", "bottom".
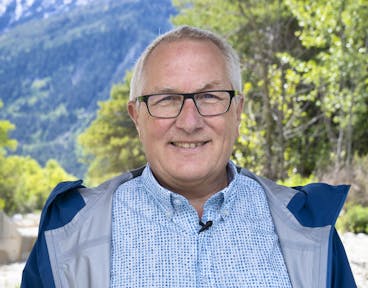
[{"left": 110, "top": 161, "right": 292, "bottom": 287}]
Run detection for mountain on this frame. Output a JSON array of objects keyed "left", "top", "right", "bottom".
[
  {"left": 0, "top": 0, "right": 176, "bottom": 177},
  {"left": 0, "top": 0, "right": 95, "bottom": 33}
]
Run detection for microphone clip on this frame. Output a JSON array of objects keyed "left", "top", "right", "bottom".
[{"left": 198, "top": 220, "right": 213, "bottom": 233}]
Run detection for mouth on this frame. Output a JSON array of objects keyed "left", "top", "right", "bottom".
[{"left": 170, "top": 141, "right": 210, "bottom": 149}]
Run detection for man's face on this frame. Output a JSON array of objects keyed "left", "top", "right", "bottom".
[{"left": 128, "top": 39, "right": 243, "bottom": 193}]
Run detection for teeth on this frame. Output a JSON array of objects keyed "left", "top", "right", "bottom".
[{"left": 173, "top": 142, "right": 204, "bottom": 148}]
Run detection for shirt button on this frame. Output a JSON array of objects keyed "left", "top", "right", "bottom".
[
  {"left": 173, "top": 199, "right": 182, "bottom": 206},
  {"left": 222, "top": 209, "right": 229, "bottom": 217},
  {"left": 165, "top": 211, "right": 173, "bottom": 218}
]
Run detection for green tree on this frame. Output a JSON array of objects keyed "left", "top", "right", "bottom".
[
  {"left": 285, "top": 0, "right": 368, "bottom": 172},
  {"left": 78, "top": 72, "right": 145, "bottom": 185},
  {"left": 0, "top": 100, "right": 17, "bottom": 154},
  {"left": 0, "top": 101, "right": 75, "bottom": 214},
  {"left": 77, "top": 0, "right": 368, "bottom": 184},
  {"left": 173, "top": 0, "right": 368, "bottom": 180},
  {"left": 0, "top": 101, "right": 17, "bottom": 210},
  {"left": 173, "top": 0, "right": 321, "bottom": 179},
  {"left": 0, "top": 156, "right": 75, "bottom": 214}
]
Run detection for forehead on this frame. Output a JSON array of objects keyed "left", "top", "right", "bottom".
[
  {"left": 145, "top": 38, "right": 226, "bottom": 67},
  {"left": 141, "top": 39, "right": 229, "bottom": 93}
]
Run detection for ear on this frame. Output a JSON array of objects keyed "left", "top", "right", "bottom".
[
  {"left": 128, "top": 100, "right": 141, "bottom": 136},
  {"left": 235, "top": 96, "right": 244, "bottom": 137},
  {"left": 236, "top": 95, "right": 244, "bottom": 122}
]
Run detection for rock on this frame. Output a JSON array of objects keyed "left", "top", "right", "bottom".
[
  {"left": 0, "top": 211, "right": 23, "bottom": 265},
  {"left": 340, "top": 232, "right": 368, "bottom": 288},
  {"left": 0, "top": 212, "right": 38, "bottom": 265}
]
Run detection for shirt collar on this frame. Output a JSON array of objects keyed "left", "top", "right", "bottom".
[
  {"left": 141, "top": 164, "right": 174, "bottom": 218},
  {"left": 141, "top": 161, "right": 240, "bottom": 219}
]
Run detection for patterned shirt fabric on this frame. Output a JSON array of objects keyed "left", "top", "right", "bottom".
[{"left": 110, "top": 161, "right": 292, "bottom": 287}]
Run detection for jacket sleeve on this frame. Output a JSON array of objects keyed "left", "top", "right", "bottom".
[
  {"left": 20, "top": 180, "right": 85, "bottom": 288},
  {"left": 21, "top": 241, "right": 44, "bottom": 287},
  {"left": 21, "top": 236, "right": 56, "bottom": 288},
  {"left": 331, "top": 229, "right": 357, "bottom": 288}
]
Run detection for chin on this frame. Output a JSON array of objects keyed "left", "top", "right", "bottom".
[{"left": 173, "top": 165, "right": 210, "bottom": 179}]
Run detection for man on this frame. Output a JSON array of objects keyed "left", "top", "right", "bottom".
[{"left": 22, "top": 26, "right": 356, "bottom": 287}]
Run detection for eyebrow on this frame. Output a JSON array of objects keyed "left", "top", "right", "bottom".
[{"left": 146, "top": 80, "right": 227, "bottom": 95}]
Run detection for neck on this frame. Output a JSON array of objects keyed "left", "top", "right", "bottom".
[{"left": 155, "top": 171, "right": 229, "bottom": 217}]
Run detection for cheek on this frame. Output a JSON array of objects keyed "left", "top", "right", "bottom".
[
  {"left": 139, "top": 119, "right": 170, "bottom": 145},
  {"left": 215, "top": 115, "right": 239, "bottom": 136},
  {"left": 224, "top": 118, "right": 241, "bottom": 144}
]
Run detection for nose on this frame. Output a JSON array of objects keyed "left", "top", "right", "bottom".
[{"left": 175, "top": 98, "right": 204, "bottom": 132}]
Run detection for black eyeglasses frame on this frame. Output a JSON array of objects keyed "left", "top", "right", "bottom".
[{"left": 135, "top": 90, "right": 237, "bottom": 119}]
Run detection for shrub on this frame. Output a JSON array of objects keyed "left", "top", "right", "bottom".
[
  {"left": 277, "top": 172, "right": 316, "bottom": 187},
  {"left": 337, "top": 204, "right": 368, "bottom": 234},
  {"left": 0, "top": 156, "right": 75, "bottom": 215}
]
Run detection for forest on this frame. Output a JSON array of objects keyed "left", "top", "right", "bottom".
[
  {"left": 1, "top": 0, "right": 368, "bottom": 232},
  {"left": 0, "top": 0, "right": 175, "bottom": 176}
]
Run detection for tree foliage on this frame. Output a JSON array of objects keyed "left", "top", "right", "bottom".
[
  {"left": 0, "top": 156, "right": 75, "bottom": 214},
  {"left": 78, "top": 72, "right": 145, "bottom": 186},
  {"left": 78, "top": 0, "right": 367, "bottom": 200},
  {"left": 0, "top": 101, "right": 17, "bottom": 154},
  {"left": 0, "top": 102, "right": 75, "bottom": 214},
  {"left": 172, "top": 0, "right": 368, "bottom": 181},
  {"left": 3, "top": 0, "right": 367, "bottom": 215},
  {"left": 337, "top": 204, "right": 368, "bottom": 234},
  {"left": 0, "top": 0, "right": 175, "bottom": 177}
]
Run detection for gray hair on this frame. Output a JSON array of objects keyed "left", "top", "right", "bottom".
[{"left": 129, "top": 25, "right": 242, "bottom": 100}]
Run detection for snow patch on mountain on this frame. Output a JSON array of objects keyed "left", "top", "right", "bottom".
[{"left": 0, "top": 0, "right": 96, "bottom": 31}]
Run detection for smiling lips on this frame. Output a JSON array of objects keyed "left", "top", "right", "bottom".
[{"left": 171, "top": 141, "right": 209, "bottom": 149}]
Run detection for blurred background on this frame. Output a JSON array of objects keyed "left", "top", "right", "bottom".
[{"left": 0, "top": 0, "right": 367, "bottom": 287}]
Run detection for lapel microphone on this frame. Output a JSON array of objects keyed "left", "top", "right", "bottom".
[{"left": 198, "top": 220, "right": 213, "bottom": 233}]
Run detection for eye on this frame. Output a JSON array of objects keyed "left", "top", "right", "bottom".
[
  {"left": 196, "top": 92, "right": 222, "bottom": 103},
  {"left": 149, "top": 94, "right": 182, "bottom": 106}
]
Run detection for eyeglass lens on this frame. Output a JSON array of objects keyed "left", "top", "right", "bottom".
[{"left": 146, "top": 91, "right": 232, "bottom": 118}]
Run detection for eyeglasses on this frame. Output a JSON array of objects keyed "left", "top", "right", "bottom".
[{"left": 136, "top": 90, "right": 237, "bottom": 119}]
